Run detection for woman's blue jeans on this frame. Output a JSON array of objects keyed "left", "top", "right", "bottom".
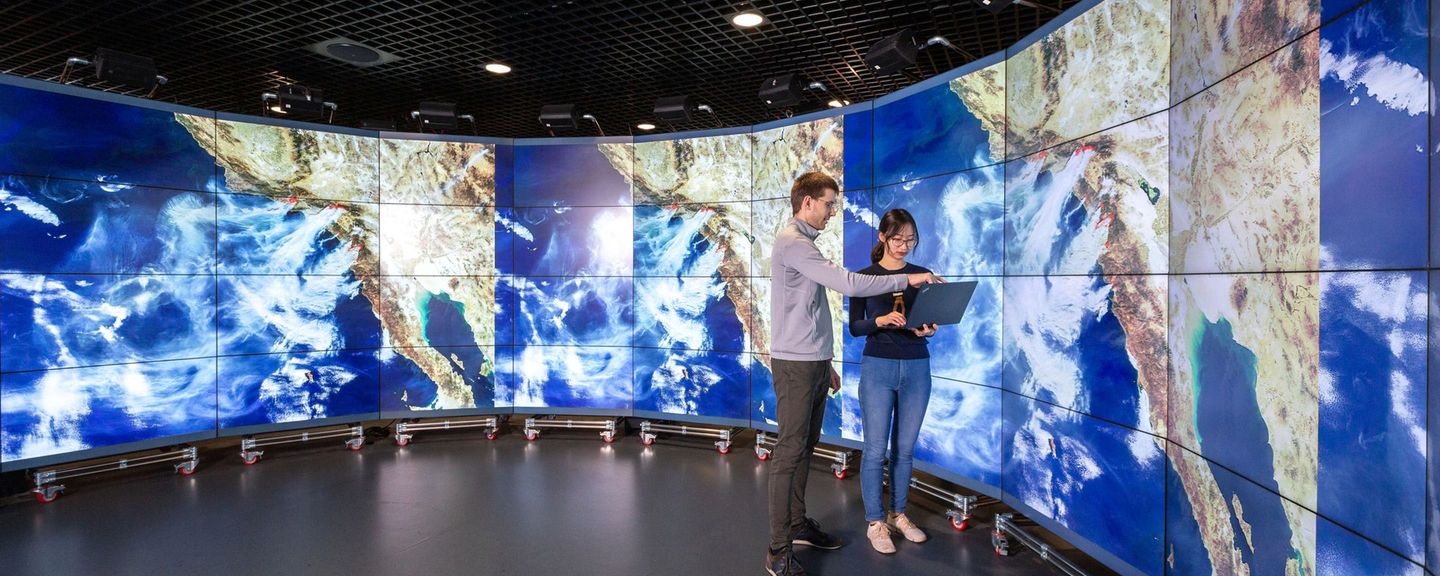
[{"left": 859, "top": 355, "right": 932, "bottom": 523}]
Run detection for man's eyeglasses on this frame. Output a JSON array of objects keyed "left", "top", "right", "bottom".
[{"left": 885, "top": 236, "right": 918, "bottom": 249}]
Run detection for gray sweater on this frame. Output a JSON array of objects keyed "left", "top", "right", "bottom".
[{"left": 769, "top": 218, "right": 908, "bottom": 361}]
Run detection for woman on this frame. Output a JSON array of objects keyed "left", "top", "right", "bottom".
[{"left": 848, "top": 208, "right": 938, "bottom": 554}]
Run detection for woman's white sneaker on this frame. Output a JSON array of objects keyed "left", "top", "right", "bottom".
[
  {"left": 889, "top": 513, "right": 928, "bottom": 543},
  {"left": 867, "top": 521, "right": 896, "bottom": 554}
]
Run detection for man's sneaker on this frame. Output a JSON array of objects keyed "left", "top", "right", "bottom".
[
  {"left": 867, "top": 521, "right": 896, "bottom": 554},
  {"left": 792, "top": 517, "right": 843, "bottom": 550},
  {"left": 765, "top": 547, "right": 806, "bottom": 576},
  {"left": 888, "top": 512, "right": 928, "bottom": 543}
]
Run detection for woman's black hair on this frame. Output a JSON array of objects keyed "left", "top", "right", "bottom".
[{"left": 870, "top": 208, "right": 919, "bottom": 264}]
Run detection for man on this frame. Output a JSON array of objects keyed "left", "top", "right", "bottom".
[{"left": 765, "top": 172, "right": 941, "bottom": 576}]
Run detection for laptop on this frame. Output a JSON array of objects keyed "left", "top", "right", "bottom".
[{"left": 901, "top": 280, "right": 979, "bottom": 329}]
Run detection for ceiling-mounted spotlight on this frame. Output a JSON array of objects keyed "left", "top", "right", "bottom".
[
  {"left": 827, "top": 100, "right": 850, "bottom": 108},
  {"left": 60, "top": 48, "right": 168, "bottom": 98},
  {"left": 538, "top": 105, "right": 605, "bottom": 136},
  {"left": 410, "top": 102, "right": 475, "bottom": 133},
  {"left": 636, "top": 123, "right": 656, "bottom": 131},
  {"left": 484, "top": 62, "right": 512, "bottom": 74},
  {"left": 415, "top": 101, "right": 458, "bottom": 129},
  {"left": 731, "top": 10, "right": 764, "bottom": 27},
  {"left": 865, "top": 29, "right": 921, "bottom": 75},
  {"left": 261, "top": 85, "right": 338, "bottom": 123},
  {"left": 865, "top": 28, "right": 975, "bottom": 75},
  {"left": 654, "top": 95, "right": 697, "bottom": 123},
  {"left": 540, "top": 104, "right": 579, "bottom": 130},
  {"left": 759, "top": 74, "right": 806, "bottom": 108}
]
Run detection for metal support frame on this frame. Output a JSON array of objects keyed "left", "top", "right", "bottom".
[
  {"left": 394, "top": 416, "right": 501, "bottom": 446},
  {"left": 753, "top": 430, "right": 859, "bottom": 479},
  {"left": 239, "top": 425, "right": 364, "bottom": 465},
  {"left": 523, "top": 415, "right": 622, "bottom": 443},
  {"left": 879, "top": 468, "right": 998, "bottom": 532},
  {"left": 637, "top": 420, "right": 736, "bottom": 454},
  {"left": 30, "top": 446, "right": 198, "bottom": 503},
  {"left": 911, "top": 478, "right": 998, "bottom": 532},
  {"left": 992, "top": 513, "right": 1091, "bottom": 576}
]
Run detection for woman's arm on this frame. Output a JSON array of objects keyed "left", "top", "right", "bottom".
[{"left": 848, "top": 295, "right": 879, "bottom": 338}]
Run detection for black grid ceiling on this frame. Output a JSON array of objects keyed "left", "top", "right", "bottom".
[{"left": 0, "top": 0, "right": 1077, "bottom": 138}]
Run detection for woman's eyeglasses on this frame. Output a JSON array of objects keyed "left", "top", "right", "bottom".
[{"left": 885, "top": 236, "right": 918, "bottom": 249}]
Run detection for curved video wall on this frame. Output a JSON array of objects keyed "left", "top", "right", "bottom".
[{"left": 0, "top": 0, "right": 1436, "bottom": 573}]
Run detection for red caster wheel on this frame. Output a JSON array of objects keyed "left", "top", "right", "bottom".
[
  {"left": 486, "top": 431, "right": 498, "bottom": 441},
  {"left": 349, "top": 443, "right": 364, "bottom": 452},
  {"left": 177, "top": 463, "right": 197, "bottom": 476},
  {"left": 642, "top": 436, "right": 654, "bottom": 446},
  {"left": 717, "top": 445, "right": 731, "bottom": 455},
  {"left": 33, "top": 489, "right": 60, "bottom": 504},
  {"left": 395, "top": 437, "right": 411, "bottom": 447},
  {"left": 757, "top": 450, "right": 770, "bottom": 461},
  {"left": 525, "top": 431, "right": 539, "bottom": 441},
  {"left": 991, "top": 531, "right": 1011, "bottom": 556},
  {"left": 241, "top": 452, "right": 260, "bottom": 465},
  {"left": 833, "top": 469, "right": 848, "bottom": 480},
  {"left": 951, "top": 517, "right": 969, "bottom": 532},
  {"left": 602, "top": 434, "right": 616, "bottom": 444}
]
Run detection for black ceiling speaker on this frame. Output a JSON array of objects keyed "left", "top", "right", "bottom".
[
  {"left": 540, "top": 104, "right": 579, "bottom": 130},
  {"left": 416, "top": 101, "right": 458, "bottom": 130},
  {"left": 654, "top": 95, "right": 696, "bottom": 123},
  {"left": 974, "top": 0, "right": 1017, "bottom": 14},
  {"left": 758, "top": 74, "right": 805, "bottom": 108},
  {"left": 93, "top": 48, "right": 160, "bottom": 90},
  {"left": 864, "top": 29, "right": 921, "bottom": 75},
  {"left": 308, "top": 37, "right": 401, "bottom": 68}
]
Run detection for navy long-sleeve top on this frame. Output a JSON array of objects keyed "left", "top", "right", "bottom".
[{"left": 847, "top": 262, "right": 931, "bottom": 360}]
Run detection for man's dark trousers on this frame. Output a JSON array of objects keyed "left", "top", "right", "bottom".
[{"left": 768, "top": 358, "right": 831, "bottom": 551}]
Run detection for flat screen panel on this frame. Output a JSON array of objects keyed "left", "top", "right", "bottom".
[
  {"left": 1, "top": 273, "right": 216, "bottom": 373},
  {"left": 1003, "top": 393, "right": 1164, "bottom": 575},
  {"left": 0, "top": 175, "right": 216, "bottom": 275},
  {"left": 210, "top": 119, "right": 379, "bottom": 203},
  {"left": 873, "top": 61, "right": 1004, "bottom": 186},
  {"left": 378, "top": 138, "right": 499, "bottom": 206},
  {"left": 217, "top": 349, "right": 379, "bottom": 429},
  {"left": 1003, "top": 274, "right": 1168, "bottom": 435},
  {"left": 1, "top": 357, "right": 217, "bottom": 464},
  {"left": 0, "top": 82, "right": 216, "bottom": 191},
  {"left": 514, "top": 143, "right": 632, "bottom": 207}
]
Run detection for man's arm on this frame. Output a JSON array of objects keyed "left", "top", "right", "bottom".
[{"left": 784, "top": 238, "right": 906, "bottom": 298}]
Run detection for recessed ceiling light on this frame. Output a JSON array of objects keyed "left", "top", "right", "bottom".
[
  {"left": 731, "top": 11, "right": 764, "bottom": 27},
  {"left": 270, "top": 105, "right": 286, "bottom": 113},
  {"left": 827, "top": 100, "right": 842, "bottom": 108},
  {"left": 637, "top": 123, "right": 656, "bottom": 130},
  {"left": 485, "top": 62, "right": 512, "bottom": 74}
]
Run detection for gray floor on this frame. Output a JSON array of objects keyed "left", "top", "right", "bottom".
[{"left": 0, "top": 428, "right": 1089, "bottom": 576}]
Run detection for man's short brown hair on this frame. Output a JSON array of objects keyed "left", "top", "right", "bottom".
[{"left": 790, "top": 171, "right": 839, "bottom": 215}]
